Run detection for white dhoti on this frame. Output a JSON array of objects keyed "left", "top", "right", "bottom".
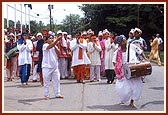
[
  {"left": 115, "top": 77, "right": 143, "bottom": 103},
  {"left": 42, "top": 67, "right": 61, "bottom": 97},
  {"left": 58, "top": 58, "right": 67, "bottom": 78},
  {"left": 32, "top": 64, "right": 39, "bottom": 80},
  {"left": 90, "top": 65, "right": 101, "bottom": 81}
]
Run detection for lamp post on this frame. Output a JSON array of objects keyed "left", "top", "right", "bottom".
[
  {"left": 48, "top": 4, "right": 53, "bottom": 31},
  {"left": 24, "top": 4, "right": 27, "bottom": 29},
  {"left": 24, "top": 4, "right": 32, "bottom": 32},
  {"left": 20, "top": 4, "right": 22, "bottom": 33}
]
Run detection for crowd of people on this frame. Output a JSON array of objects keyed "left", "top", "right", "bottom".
[{"left": 4, "top": 27, "right": 163, "bottom": 106}]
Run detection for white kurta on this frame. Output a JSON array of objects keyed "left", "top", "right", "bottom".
[
  {"left": 61, "top": 37, "right": 67, "bottom": 55},
  {"left": 87, "top": 41, "right": 102, "bottom": 65},
  {"left": 70, "top": 38, "right": 91, "bottom": 67},
  {"left": 112, "top": 44, "right": 143, "bottom": 103},
  {"left": 104, "top": 38, "right": 117, "bottom": 69},
  {"left": 42, "top": 44, "right": 58, "bottom": 69},
  {"left": 17, "top": 39, "right": 33, "bottom": 66},
  {"left": 42, "top": 43, "right": 61, "bottom": 97}
]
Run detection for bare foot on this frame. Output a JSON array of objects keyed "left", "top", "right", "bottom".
[
  {"left": 55, "top": 95, "right": 64, "bottom": 99},
  {"left": 129, "top": 103, "right": 136, "bottom": 107}
]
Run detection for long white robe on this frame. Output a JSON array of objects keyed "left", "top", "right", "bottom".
[
  {"left": 104, "top": 38, "right": 117, "bottom": 69},
  {"left": 87, "top": 41, "right": 102, "bottom": 65},
  {"left": 112, "top": 44, "right": 143, "bottom": 103}
]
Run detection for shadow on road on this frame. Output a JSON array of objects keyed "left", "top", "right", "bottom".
[
  {"left": 17, "top": 97, "right": 57, "bottom": 105},
  {"left": 87, "top": 103, "right": 138, "bottom": 111},
  {"left": 149, "top": 87, "right": 164, "bottom": 90},
  {"left": 4, "top": 84, "right": 42, "bottom": 88},
  {"left": 87, "top": 82, "right": 113, "bottom": 85},
  {"left": 140, "top": 100, "right": 164, "bottom": 109}
]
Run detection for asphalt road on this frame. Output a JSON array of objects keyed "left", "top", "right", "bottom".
[{"left": 3, "top": 62, "right": 165, "bottom": 113}]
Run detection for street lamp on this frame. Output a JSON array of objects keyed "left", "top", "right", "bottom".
[{"left": 48, "top": 4, "right": 53, "bottom": 31}]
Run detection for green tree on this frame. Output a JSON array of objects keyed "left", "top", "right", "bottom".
[
  {"left": 80, "top": 4, "right": 164, "bottom": 43},
  {"left": 30, "top": 20, "right": 45, "bottom": 35},
  {"left": 61, "top": 14, "right": 84, "bottom": 36}
]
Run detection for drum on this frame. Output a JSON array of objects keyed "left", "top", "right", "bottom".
[
  {"left": 123, "top": 61, "right": 152, "bottom": 80},
  {"left": 5, "top": 46, "right": 18, "bottom": 59}
]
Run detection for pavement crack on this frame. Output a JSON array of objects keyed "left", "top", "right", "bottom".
[{"left": 81, "top": 84, "right": 85, "bottom": 111}]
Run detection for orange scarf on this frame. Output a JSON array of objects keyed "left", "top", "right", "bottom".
[
  {"left": 78, "top": 38, "right": 83, "bottom": 59},
  {"left": 91, "top": 36, "right": 98, "bottom": 46},
  {"left": 94, "top": 40, "right": 99, "bottom": 46}
]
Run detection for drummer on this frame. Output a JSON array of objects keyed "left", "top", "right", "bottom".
[
  {"left": 112, "top": 35, "right": 147, "bottom": 107},
  {"left": 5, "top": 33, "right": 18, "bottom": 81}
]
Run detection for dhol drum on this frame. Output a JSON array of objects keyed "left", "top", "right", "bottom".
[{"left": 123, "top": 61, "right": 152, "bottom": 80}]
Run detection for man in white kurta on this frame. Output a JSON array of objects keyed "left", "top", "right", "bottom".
[
  {"left": 57, "top": 31, "right": 68, "bottom": 79},
  {"left": 87, "top": 35, "right": 102, "bottom": 81},
  {"left": 42, "top": 36, "right": 64, "bottom": 99},
  {"left": 105, "top": 36, "right": 117, "bottom": 84},
  {"left": 70, "top": 32, "right": 91, "bottom": 83}
]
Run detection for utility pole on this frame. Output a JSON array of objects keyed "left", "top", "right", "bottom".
[
  {"left": 48, "top": 4, "right": 53, "bottom": 31},
  {"left": 69, "top": 13, "right": 72, "bottom": 35},
  {"left": 24, "top": 4, "right": 27, "bottom": 29},
  {"left": 20, "top": 4, "right": 22, "bottom": 33}
]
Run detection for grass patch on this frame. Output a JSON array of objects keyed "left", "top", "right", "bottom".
[{"left": 144, "top": 51, "right": 164, "bottom": 63}]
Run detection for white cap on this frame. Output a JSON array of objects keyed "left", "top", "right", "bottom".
[
  {"left": 103, "top": 29, "right": 109, "bottom": 34},
  {"left": 4, "top": 29, "right": 7, "bottom": 32},
  {"left": 57, "top": 30, "right": 62, "bottom": 34},
  {"left": 48, "top": 31, "right": 53, "bottom": 35},
  {"left": 31, "top": 36, "right": 35, "bottom": 39},
  {"left": 87, "top": 29, "right": 94, "bottom": 34},
  {"left": 98, "top": 31, "right": 103, "bottom": 36},
  {"left": 52, "top": 32, "right": 55, "bottom": 36},
  {"left": 63, "top": 32, "right": 68, "bottom": 35},
  {"left": 129, "top": 29, "right": 135, "bottom": 34},
  {"left": 67, "top": 35, "right": 72, "bottom": 39},
  {"left": 134, "top": 27, "right": 142, "bottom": 34},
  {"left": 81, "top": 31, "right": 87, "bottom": 36},
  {"left": 17, "top": 33, "right": 21, "bottom": 36},
  {"left": 36, "top": 32, "right": 42, "bottom": 37},
  {"left": 8, "top": 33, "right": 15, "bottom": 37}
]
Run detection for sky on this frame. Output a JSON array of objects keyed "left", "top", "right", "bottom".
[{"left": 3, "top": 2, "right": 85, "bottom": 26}]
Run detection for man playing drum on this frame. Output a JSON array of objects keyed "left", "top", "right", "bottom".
[{"left": 112, "top": 35, "right": 148, "bottom": 107}]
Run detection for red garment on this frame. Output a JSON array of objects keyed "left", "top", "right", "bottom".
[
  {"left": 6, "top": 59, "right": 12, "bottom": 69},
  {"left": 32, "top": 43, "right": 39, "bottom": 61},
  {"left": 114, "top": 46, "right": 124, "bottom": 80},
  {"left": 73, "top": 65, "right": 86, "bottom": 81},
  {"left": 57, "top": 40, "right": 68, "bottom": 58}
]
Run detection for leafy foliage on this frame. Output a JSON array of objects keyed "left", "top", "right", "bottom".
[{"left": 79, "top": 4, "right": 164, "bottom": 42}]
